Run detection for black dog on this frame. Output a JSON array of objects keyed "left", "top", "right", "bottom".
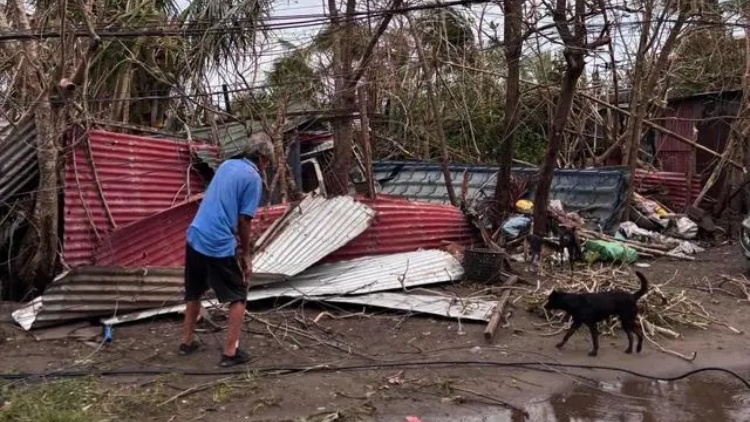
[
  {"left": 558, "top": 226, "right": 583, "bottom": 272},
  {"left": 544, "top": 271, "right": 649, "bottom": 357}
]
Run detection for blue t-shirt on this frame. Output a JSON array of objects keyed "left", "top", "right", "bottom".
[{"left": 187, "top": 158, "right": 262, "bottom": 258}]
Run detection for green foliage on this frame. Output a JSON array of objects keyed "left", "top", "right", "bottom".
[
  {"left": 225, "top": 6, "right": 553, "bottom": 165},
  {"left": 0, "top": 378, "right": 172, "bottom": 422}
]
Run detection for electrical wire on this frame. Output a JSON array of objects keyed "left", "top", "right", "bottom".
[
  {"left": 0, "top": 0, "right": 489, "bottom": 41},
  {"left": 2, "top": 359, "right": 749, "bottom": 391}
]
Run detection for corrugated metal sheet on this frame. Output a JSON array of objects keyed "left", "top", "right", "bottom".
[
  {"left": 94, "top": 197, "right": 288, "bottom": 267},
  {"left": 254, "top": 250, "right": 464, "bottom": 298},
  {"left": 0, "top": 117, "right": 38, "bottom": 204},
  {"left": 253, "top": 194, "right": 376, "bottom": 277},
  {"left": 63, "top": 130, "right": 217, "bottom": 266},
  {"left": 634, "top": 170, "right": 703, "bottom": 211},
  {"left": 373, "top": 161, "right": 631, "bottom": 232},
  {"left": 323, "top": 196, "right": 480, "bottom": 262},
  {"left": 101, "top": 249, "right": 465, "bottom": 327},
  {"left": 656, "top": 104, "right": 695, "bottom": 173},
  {"left": 323, "top": 292, "right": 494, "bottom": 321},
  {"left": 13, "top": 266, "right": 185, "bottom": 330},
  {"left": 93, "top": 195, "right": 478, "bottom": 267}
]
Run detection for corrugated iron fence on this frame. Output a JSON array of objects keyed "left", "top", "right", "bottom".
[{"left": 633, "top": 169, "right": 702, "bottom": 211}]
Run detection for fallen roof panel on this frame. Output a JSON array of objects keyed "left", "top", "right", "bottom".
[
  {"left": 322, "top": 292, "right": 495, "bottom": 321},
  {"left": 249, "top": 249, "right": 464, "bottom": 299},
  {"left": 63, "top": 130, "right": 217, "bottom": 266},
  {"left": 252, "top": 194, "right": 376, "bottom": 277},
  {"left": 323, "top": 196, "right": 479, "bottom": 262},
  {"left": 101, "top": 250, "right": 465, "bottom": 327},
  {"left": 372, "top": 160, "right": 632, "bottom": 232},
  {"left": 94, "top": 195, "right": 477, "bottom": 268},
  {"left": 12, "top": 266, "right": 186, "bottom": 330},
  {"left": 94, "top": 196, "right": 288, "bottom": 267}
]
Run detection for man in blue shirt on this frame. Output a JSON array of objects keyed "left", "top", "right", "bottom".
[{"left": 178, "top": 136, "right": 274, "bottom": 367}]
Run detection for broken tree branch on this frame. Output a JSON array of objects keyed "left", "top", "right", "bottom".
[
  {"left": 580, "top": 91, "right": 746, "bottom": 171},
  {"left": 485, "top": 275, "right": 518, "bottom": 342}
]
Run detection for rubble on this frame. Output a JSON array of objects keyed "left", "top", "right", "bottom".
[{"left": 0, "top": 128, "right": 734, "bottom": 341}]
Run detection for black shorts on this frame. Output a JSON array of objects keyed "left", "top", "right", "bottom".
[{"left": 184, "top": 242, "right": 247, "bottom": 304}]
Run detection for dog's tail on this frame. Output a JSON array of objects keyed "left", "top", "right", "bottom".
[{"left": 633, "top": 271, "right": 649, "bottom": 300}]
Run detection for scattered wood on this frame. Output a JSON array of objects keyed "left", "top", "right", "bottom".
[
  {"left": 577, "top": 228, "right": 694, "bottom": 261},
  {"left": 520, "top": 268, "right": 738, "bottom": 356},
  {"left": 484, "top": 275, "right": 518, "bottom": 343}
]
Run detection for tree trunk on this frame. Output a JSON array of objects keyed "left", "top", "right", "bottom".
[
  {"left": 272, "top": 95, "right": 289, "bottom": 203},
  {"left": 13, "top": 0, "right": 100, "bottom": 291},
  {"left": 532, "top": 57, "right": 586, "bottom": 235},
  {"left": 328, "top": 0, "right": 357, "bottom": 197},
  {"left": 492, "top": 0, "right": 523, "bottom": 226},
  {"left": 621, "top": 6, "right": 687, "bottom": 218},
  {"left": 532, "top": 0, "right": 608, "bottom": 235},
  {"left": 327, "top": 0, "right": 403, "bottom": 196},
  {"left": 407, "top": 15, "right": 457, "bottom": 206},
  {"left": 19, "top": 101, "right": 64, "bottom": 291}
]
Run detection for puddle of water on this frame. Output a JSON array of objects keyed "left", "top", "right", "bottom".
[{"left": 405, "top": 374, "right": 750, "bottom": 422}]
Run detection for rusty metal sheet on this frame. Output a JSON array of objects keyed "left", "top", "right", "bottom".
[
  {"left": 0, "top": 118, "right": 38, "bottom": 204},
  {"left": 94, "top": 197, "right": 288, "bottom": 267},
  {"left": 63, "top": 130, "right": 217, "bottom": 267},
  {"left": 252, "top": 194, "right": 376, "bottom": 277},
  {"left": 323, "top": 196, "right": 480, "bottom": 262},
  {"left": 12, "top": 266, "right": 186, "bottom": 330},
  {"left": 634, "top": 170, "right": 702, "bottom": 211},
  {"left": 94, "top": 195, "right": 475, "bottom": 268}
]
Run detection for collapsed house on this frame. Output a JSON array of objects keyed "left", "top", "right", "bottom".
[{"left": 0, "top": 112, "right": 711, "bottom": 331}]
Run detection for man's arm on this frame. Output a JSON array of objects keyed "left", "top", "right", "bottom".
[
  {"left": 238, "top": 215, "right": 254, "bottom": 278},
  {"left": 238, "top": 215, "right": 254, "bottom": 256},
  {"left": 238, "top": 168, "right": 262, "bottom": 279}
]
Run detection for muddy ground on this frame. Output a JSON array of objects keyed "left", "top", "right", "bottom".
[{"left": 2, "top": 244, "right": 750, "bottom": 421}]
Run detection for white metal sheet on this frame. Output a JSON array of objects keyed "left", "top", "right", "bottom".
[
  {"left": 252, "top": 194, "right": 376, "bottom": 277},
  {"left": 254, "top": 249, "right": 464, "bottom": 298},
  {"left": 102, "top": 250, "right": 464, "bottom": 326},
  {"left": 322, "top": 292, "right": 495, "bottom": 321}
]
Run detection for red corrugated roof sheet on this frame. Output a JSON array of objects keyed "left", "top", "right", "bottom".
[
  {"left": 63, "top": 130, "right": 218, "bottom": 267},
  {"left": 93, "top": 196, "right": 287, "bottom": 267},
  {"left": 323, "top": 196, "right": 479, "bottom": 262},
  {"left": 93, "top": 195, "right": 479, "bottom": 268},
  {"left": 633, "top": 169, "right": 702, "bottom": 211}
]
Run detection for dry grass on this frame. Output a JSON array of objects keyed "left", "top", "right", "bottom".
[{"left": 518, "top": 266, "right": 740, "bottom": 356}]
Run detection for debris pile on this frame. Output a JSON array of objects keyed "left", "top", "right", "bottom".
[
  {"left": 496, "top": 186, "right": 707, "bottom": 270},
  {"left": 13, "top": 194, "right": 489, "bottom": 330},
  {"left": 521, "top": 268, "right": 740, "bottom": 360}
]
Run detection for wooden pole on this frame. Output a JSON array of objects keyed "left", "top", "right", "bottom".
[
  {"left": 484, "top": 275, "right": 518, "bottom": 342},
  {"left": 686, "top": 125, "right": 696, "bottom": 210},
  {"left": 358, "top": 85, "right": 376, "bottom": 200}
]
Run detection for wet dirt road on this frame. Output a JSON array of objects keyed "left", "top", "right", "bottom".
[{"left": 405, "top": 372, "right": 750, "bottom": 422}]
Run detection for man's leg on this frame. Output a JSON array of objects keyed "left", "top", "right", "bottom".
[
  {"left": 208, "top": 256, "right": 251, "bottom": 366},
  {"left": 181, "top": 300, "right": 203, "bottom": 346},
  {"left": 223, "top": 300, "right": 246, "bottom": 357},
  {"left": 180, "top": 243, "right": 208, "bottom": 354}
]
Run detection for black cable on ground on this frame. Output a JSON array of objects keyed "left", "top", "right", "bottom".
[{"left": 2, "top": 360, "right": 750, "bottom": 391}]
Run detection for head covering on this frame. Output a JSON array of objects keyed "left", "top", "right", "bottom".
[{"left": 242, "top": 132, "right": 276, "bottom": 165}]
